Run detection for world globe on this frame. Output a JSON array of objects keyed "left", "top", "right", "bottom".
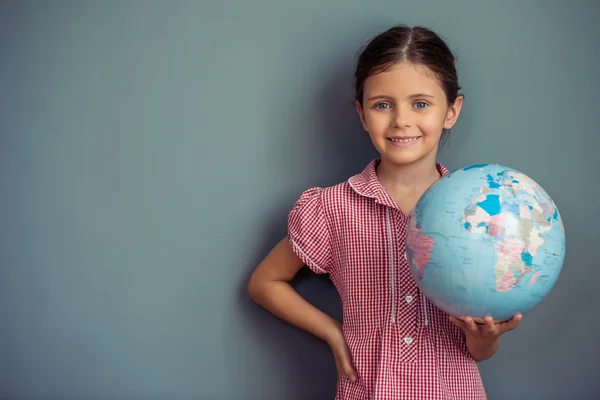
[{"left": 406, "top": 164, "right": 566, "bottom": 322}]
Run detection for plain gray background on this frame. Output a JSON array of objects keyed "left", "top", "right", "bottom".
[{"left": 1, "top": 0, "right": 598, "bottom": 399}]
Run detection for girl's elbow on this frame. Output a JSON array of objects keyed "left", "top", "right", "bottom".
[{"left": 247, "top": 271, "right": 266, "bottom": 302}]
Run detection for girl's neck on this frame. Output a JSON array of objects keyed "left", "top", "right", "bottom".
[{"left": 376, "top": 155, "right": 441, "bottom": 194}]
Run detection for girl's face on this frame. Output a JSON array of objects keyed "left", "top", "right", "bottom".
[{"left": 355, "top": 62, "right": 463, "bottom": 168}]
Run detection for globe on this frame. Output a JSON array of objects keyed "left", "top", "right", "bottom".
[{"left": 406, "top": 164, "right": 566, "bottom": 322}]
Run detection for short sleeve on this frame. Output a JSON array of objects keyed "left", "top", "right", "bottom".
[{"left": 287, "top": 187, "right": 332, "bottom": 274}]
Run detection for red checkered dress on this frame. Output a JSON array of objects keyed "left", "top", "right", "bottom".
[{"left": 288, "top": 159, "right": 487, "bottom": 400}]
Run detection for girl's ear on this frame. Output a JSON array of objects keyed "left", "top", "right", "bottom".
[
  {"left": 443, "top": 95, "right": 464, "bottom": 130},
  {"left": 355, "top": 100, "right": 368, "bottom": 131}
]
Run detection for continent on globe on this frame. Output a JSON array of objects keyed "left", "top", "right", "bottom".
[
  {"left": 406, "top": 217, "right": 435, "bottom": 279},
  {"left": 461, "top": 169, "right": 559, "bottom": 292}
]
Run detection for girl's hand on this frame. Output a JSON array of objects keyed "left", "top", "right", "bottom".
[
  {"left": 326, "top": 321, "right": 357, "bottom": 383},
  {"left": 450, "top": 314, "right": 522, "bottom": 338},
  {"left": 449, "top": 314, "right": 522, "bottom": 361}
]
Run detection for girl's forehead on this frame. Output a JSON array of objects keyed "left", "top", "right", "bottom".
[{"left": 363, "top": 62, "right": 444, "bottom": 96}]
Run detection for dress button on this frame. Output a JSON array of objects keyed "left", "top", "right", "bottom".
[
  {"left": 404, "top": 336, "right": 413, "bottom": 345},
  {"left": 405, "top": 295, "right": 413, "bottom": 303}
]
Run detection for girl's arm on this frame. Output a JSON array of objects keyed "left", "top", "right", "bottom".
[{"left": 247, "top": 236, "right": 342, "bottom": 344}]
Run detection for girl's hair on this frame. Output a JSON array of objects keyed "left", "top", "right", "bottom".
[{"left": 354, "top": 25, "right": 461, "bottom": 106}]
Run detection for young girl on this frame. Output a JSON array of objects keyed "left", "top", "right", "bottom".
[{"left": 248, "top": 25, "right": 521, "bottom": 400}]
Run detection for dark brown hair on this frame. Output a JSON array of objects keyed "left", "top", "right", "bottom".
[{"left": 354, "top": 25, "right": 461, "bottom": 106}]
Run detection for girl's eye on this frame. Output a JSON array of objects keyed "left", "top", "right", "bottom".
[
  {"left": 375, "top": 103, "right": 391, "bottom": 110},
  {"left": 414, "top": 101, "right": 428, "bottom": 110}
]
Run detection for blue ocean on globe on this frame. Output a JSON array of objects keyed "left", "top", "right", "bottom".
[{"left": 405, "top": 164, "right": 566, "bottom": 322}]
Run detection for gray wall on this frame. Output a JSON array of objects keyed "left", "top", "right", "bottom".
[{"left": 1, "top": 1, "right": 598, "bottom": 399}]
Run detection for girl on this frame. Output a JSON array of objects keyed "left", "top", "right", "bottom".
[{"left": 248, "top": 25, "right": 521, "bottom": 400}]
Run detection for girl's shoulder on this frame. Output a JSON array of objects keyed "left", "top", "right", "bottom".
[
  {"left": 290, "top": 180, "right": 356, "bottom": 218},
  {"left": 293, "top": 175, "right": 375, "bottom": 217},
  {"left": 293, "top": 159, "right": 381, "bottom": 209}
]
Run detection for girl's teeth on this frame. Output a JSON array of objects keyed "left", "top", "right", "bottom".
[{"left": 390, "top": 137, "right": 418, "bottom": 143}]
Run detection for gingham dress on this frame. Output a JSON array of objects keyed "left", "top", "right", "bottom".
[{"left": 288, "top": 159, "right": 487, "bottom": 400}]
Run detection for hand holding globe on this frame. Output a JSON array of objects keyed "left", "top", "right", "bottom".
[{"left": 449, "top": 313, "right": 523, "bottom": 361}]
